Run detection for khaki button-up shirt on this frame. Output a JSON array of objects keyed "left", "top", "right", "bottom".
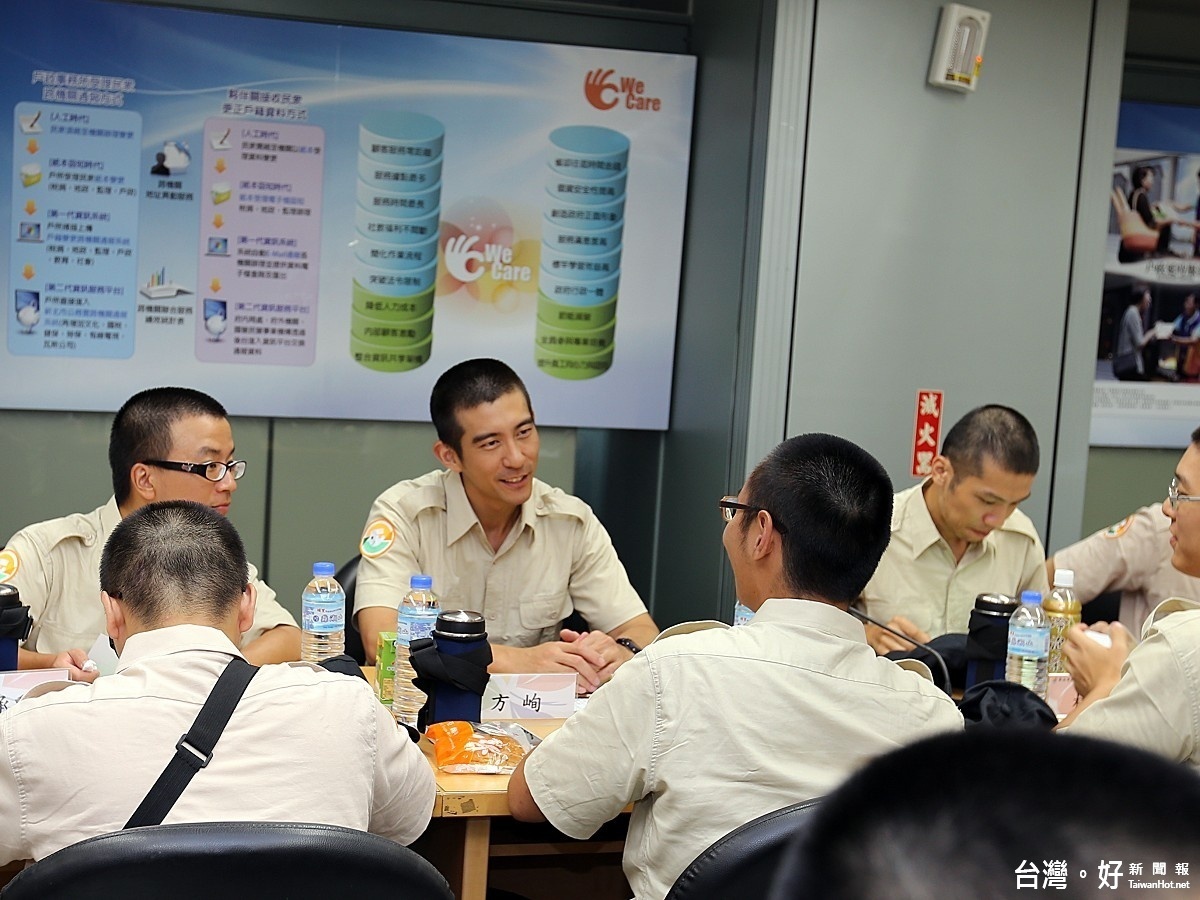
[
  {"left": 355, "top": 469, "right": 646, "bottom": 647},
  {"left": 861, "top": 482, "right": 1048, "bottom": 638},
  {"left": 0, "top": 498, "right": 297, "bottom": 654},
  {"left": 1052, "top": 504, "right": 1200, "bottom": 636},
  {"left": 1061, "top": 597, "right": 1200, "bottom": 770},
  {"left": 523, "top": 599, "right": 964, "bottom": 900}
]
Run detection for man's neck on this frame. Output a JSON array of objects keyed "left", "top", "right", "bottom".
[
  {"left": 922, "top": 480, "right": 971, "bottom": 562},
  {"left": 461, "top": 478, "right": 523, "bottom": 552}
]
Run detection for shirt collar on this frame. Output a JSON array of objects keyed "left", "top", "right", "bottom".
[
  {"left": 899, "top": 480, "right": 947, "bottom": 557},
  {"left": 116, "top": 623, "right": 244, "bottom": 673},
  {"left": 752, "top": 597, "right": 866, "bottom": 644},
  {"left": 442, "top": 468, "right": 536, "bottom": 546},
  {"left": 100, "top": 496, "right": 122, "bottom": 536}
]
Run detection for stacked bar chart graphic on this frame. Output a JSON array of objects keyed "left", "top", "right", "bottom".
[
  {"left": 351, "top": 112, "right": 444, "bottom": 372},
  {"left": 535, "top": 126, "right": 628, "bottom": 380}
]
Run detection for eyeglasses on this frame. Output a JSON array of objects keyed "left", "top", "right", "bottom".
[
  {"left": 143, "top": 459, "right": 247, "bottom": 483},
  {"left": 1168, "top": 476, "right": 1200, "bottom": 510},
  {"left": 718, "top": 496, "right": 788, "bottom": 534}
]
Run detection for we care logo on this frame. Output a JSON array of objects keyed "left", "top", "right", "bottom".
[
  {"left": 584, "top": 68, "right": 663, "bottom": 112},
  {"left": 443, "top": 235, "right": 531, "bottom": 285}
]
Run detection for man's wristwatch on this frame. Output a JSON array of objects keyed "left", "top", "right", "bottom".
[{"left": 615, "top": 637, "right": 642, "bottom": 655}]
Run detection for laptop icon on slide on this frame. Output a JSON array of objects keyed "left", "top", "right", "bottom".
[{"left": 206, "top": 236, "right": 229, "bottom": 256}]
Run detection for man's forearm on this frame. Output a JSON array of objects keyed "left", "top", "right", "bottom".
[
  {"left": 17, "top": 647, "right": 55, "bottom": 670},
  {"left": 608, "top": 613, "right": 659, "bottom": 650},
  {"left": 242, "top": 625, "right": 301, "bottom": 665}
]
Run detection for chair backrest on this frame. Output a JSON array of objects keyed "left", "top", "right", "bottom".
[
  {"left": 665, "top": 799, "right": 821, "bottom": 900},
  {"left": 336, "top": 556, "right": 366, "bottom": 664},
  {"left": 0, "top": 821, "right": 451, "bottom": 900}
]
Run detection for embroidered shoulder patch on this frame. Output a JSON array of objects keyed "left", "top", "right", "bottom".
[
  {"left": 360, "top": 518, "right": 396, "bottom": 558},
  {"left": 0, "top": 549, "right": 19, "bottom": 583},
  {"left": 1103, "top": 516, "right": 1133, "bottom": 539}
]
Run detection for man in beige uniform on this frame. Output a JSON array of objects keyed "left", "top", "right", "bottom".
[
  {"left": 859, "top": 404, "right": 1048, "bottom": 654},
  {"left": 0, "top": 387, "right": 299, "bottom": 680},
  {"left": 0, "top": 501, "right": 432, "bottom": 863},
  {"left": 507, "top": 433, "right": 962, "bottom": 900},
  {"left": 356, "top": 359, "right": 656, "bottom": 693},
  {"left": 1047, "top": 503, "right": 1200, "bottom": 636},
  {"left": 1060, "top": 428, "right": 1200, "bottom": 769}
]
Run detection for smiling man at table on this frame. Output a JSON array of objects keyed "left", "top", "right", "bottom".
[
  {"left": 507, "top": 433, "right": 963, "bottom": 900},
  {"left": 355, "top": 358, "right": 658, "bottom": 693},
  {"left": 0, "top": 387, "right": 299, "bottom": 681},
  {"left": 0, "top": 501, "right": 433, "bottom": 863}
]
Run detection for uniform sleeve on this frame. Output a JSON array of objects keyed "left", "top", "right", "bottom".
[
  {"left": 565, "top": 509, "right": 647, "bottom": 635},
  {"left": 367, "top": 699, "right": 435, "bottom": 845},
  {"left": 1015, "top": 531, "right": 1049, "bottom": 596},
  {"left": 240, "top": 563, "right": 298, "bottom": 646},
  {"left": 355, "top": 493, "right": 423, "bottom": 615},
  {"left": 0, "top": 713, "right": 31, "bottom": 865},
  {"left": 1061, "top": 625, "right": 1197, "bottom": 763},
  {"left": 0, "top": 529, "right": 53, "bottom": 644},
  {"left": 522, "top": 653, "right": 656, "bottom": 839},
  {"left": 1054, "top": 509, "right": 1159, "bottom": 602}
]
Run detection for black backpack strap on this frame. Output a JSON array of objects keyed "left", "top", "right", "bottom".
[{"left": 124, "top": 656, "right": 259, "bottom": 829}]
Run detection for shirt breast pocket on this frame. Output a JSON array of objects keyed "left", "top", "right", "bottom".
[{"left": 519, "top": 590, "right": 572, "bottom": 631}]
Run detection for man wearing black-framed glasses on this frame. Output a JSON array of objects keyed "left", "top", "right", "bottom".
[
  {"left": 0, "top": 388, "right": 299, "bottom": 680},
  {"left": 508, "top": 434, "right": 961, "bottom": 899},
  {"left": 1059, "top": 425, "right": 1200, "bottom": 770}
]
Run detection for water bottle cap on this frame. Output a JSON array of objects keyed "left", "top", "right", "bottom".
[
  {"left": 312, "top": 561, "right": 336, "bottom": 577},
  {"left": 1053, "top": 568, "right": 1075, "bottom": 589},
  {"left": 1020, "top": 590, "right": 1043, "bottom": 604},
  {"left": 410, "top": 574, "right": 433, "bottom": 590}
]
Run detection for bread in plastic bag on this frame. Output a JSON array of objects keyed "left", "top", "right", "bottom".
[{"left": 425, "top": 720, "right": 541, "bottom": 774}]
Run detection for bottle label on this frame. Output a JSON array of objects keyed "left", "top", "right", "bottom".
[
  {"left": 302, "top": 596, "right": 345, "bottom": 634},
  {"left": 396, "top": 614, "right": 438, "bottom": 644},
  {"left": 733, "top": 602, "right": 753, "bottom": 627},
  {"left": 1007, "top": 625, "right": 1049, "bottom": 657}
]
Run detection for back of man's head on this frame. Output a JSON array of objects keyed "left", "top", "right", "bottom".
[
  {"left": 109, "top": 387, "right": 228, "bottom": 505},
  {"left": 430, "top": 358, "right": 532, "bottom": 455},
  {"left": 940, "top": 405, "right": 1039, "bottom": 481},
  {"left": 773, "top": 729, "right": 1200, "bottom": 899},
  {"left": 100, "top": 500, "right": 248, "bottom": 627},
  {"left": 742, "top": 433, "right": 892, "bottom": 603}
]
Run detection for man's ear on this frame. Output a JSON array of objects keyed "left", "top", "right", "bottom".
[
  {"left": 101, "top": 590, "right": 126, "bottom": 652},
  {"left": 433, "top": 440, "right": 463, "bottom": 473},
  {"left": 749, "top": 510, "right": 777, "bottom": 560},
  {"left": 128, "top": 463, "right": 158, "bottom": 503},
  {"left": 929, "top": 454, "right": 954, "bottom": 487},
  {"left": 237, "top": 583, "right": 257, "bottom": 636}
]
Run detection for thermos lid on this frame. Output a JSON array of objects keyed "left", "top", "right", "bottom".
[
  {"left": 434, "top": 609, "right": 487, "bottom": 639},
  {"left": 973, "top": 592, "right": 1018, "bottom": 617},
  {"left": 0, "top": 583, "right": 19, "bottom": 608}
]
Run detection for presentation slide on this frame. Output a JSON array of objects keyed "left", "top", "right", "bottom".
[{"left": 0, "top": 0, "right": 696, "bottom": 429}]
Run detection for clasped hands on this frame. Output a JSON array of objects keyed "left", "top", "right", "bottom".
[{"left": 524, "top": 628, "right": 635, "bottom": 695}]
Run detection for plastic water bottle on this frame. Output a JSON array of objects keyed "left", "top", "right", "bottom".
[
  {"left": 733, "top": 602, "right": 754, "bottom": 626},
  {"left": 1043, "top": 568, "right": 1081, "bottom": 675},
  {"left": 1005, "top": 590, "right": 1050, "bottom": 699},
  {"left": 394, "top": 574, "right": 441, "bottom": 728},
  {"left": 301, "top": 561, "right": 345, "bottom": 663}
]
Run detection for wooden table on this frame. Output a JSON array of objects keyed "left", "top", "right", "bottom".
[{"left": 364, "top": 668, "right": 629, "bottom": 900}]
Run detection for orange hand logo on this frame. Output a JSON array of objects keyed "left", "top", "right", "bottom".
[{"left": 585, "top": 68, "right": 619, "bottom": 111}]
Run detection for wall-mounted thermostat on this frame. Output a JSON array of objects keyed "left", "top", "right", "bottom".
[{"left": 928, "top": 4, "right": 990, "bottom": 92}]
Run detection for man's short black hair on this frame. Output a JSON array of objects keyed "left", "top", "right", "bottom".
[
  {"left": 740, "top": 433, "right": 893, "bottom": 603},
  {"left": 772, "top": 729, "right": 1200, "bottom": 899},
  {"left": 109, "top": 387, "right": 228, "bottom": 505},
  {"left": 430, "top": 358, "right": 533, "bottom": 456},
  {"left": 100, "top": 500, "right": 249, "bottom": 627},
  {"left": 940, "top": 405, "right": 1039, "bottom": 480}
]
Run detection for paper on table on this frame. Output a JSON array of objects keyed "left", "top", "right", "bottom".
[{"left": 87, "top": 633, "right": 120, "bottom": 676}]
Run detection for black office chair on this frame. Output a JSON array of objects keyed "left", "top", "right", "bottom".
[
  {"left": 664, "top": 798, "right": 822, "bottom": 900},
  {"left": 336, "top": 556, "right": 366, "bottom": 664},
  {"left": 0, "top": 821, "right": 451, "bottom": 900}
]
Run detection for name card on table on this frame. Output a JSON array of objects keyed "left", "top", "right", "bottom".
[
  {"left": 483, "top": 673, "right": 576, "bottom": 720},
  {"left": 0, "top": 669, "right": 70, "bottom": 713}
]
